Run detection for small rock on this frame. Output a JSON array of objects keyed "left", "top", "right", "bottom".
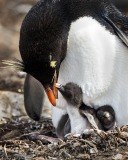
[
  {"left": 73, "top": 142, "right": 80, "bottom": 147},
  {"left": 112, "top": 154, "right": 123, "bottom": 160},
  {"left": 73, "top": 134, "right": 81, "bottom": 138},
  {"left": 0, "top": 118, "right": 7, "bottom": 124},
  {"left": 90, "top": 148, "right": 98, "bottom": 154},
  {"left": 33, "top": 159, "right": 45, "bottom": 160},
  {"left": 77, "top": 153, "right": 90, "bottom": 159},
  {"left": 16, "top": 4, "right": 32, "bottom": 14},
  {"left": 17, "top": 71, "right": 26, "bottom": 78}
]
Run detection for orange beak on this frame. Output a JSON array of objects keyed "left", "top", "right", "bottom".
[
  {"left": 45, "top": 78, "right": 58, "bottom": 106},
  {"left": 45, "top": 87, "right": 56, "bottom": 106}
]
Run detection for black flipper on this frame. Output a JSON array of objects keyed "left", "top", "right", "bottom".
[
  {"left": 102, "top": 2, "right": 128, "bottom": 47},
  {"left": 113, "top": 0, "right": 128, "bottom": 11},
  {"left": 24, "top": 74, "right": 44, "bottom": 121},
  {"left": 56, "top": 114, "right": 71, "bottom": 138},
  {"left": 104, "top": 16, "right": 128, "bottom": 47},
  {"left": 64, "top": 118, "right": 71, "bottom": 136}
]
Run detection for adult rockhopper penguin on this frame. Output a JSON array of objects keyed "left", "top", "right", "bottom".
[{"left": 18, "top": 0, "right": 128, "bottom": 133}]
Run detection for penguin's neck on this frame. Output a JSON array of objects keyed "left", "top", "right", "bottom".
[{"left": 63, "top": 0, "right": 110, "bottom": 22}]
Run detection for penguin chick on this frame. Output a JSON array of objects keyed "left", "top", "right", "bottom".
[
  {"left": 56, "top": 82, "right": 100, "bottom": 130},
  {"left": 57, "top": 82, "right": 116, "bottom": 131},
  {"left": 56, "top": 82, "right": 91, "bottom": 134}
]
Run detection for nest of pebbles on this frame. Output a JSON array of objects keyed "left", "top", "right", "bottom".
[{"left": 0, "top": 117, "right": 128, "bottom": 160}]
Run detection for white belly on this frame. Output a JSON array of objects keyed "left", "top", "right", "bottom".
[{"left": 57, "top": 16, "right": 128, "bottom": 126}]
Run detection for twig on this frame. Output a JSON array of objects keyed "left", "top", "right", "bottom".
[
  {"left": 3, "top": 144, "right": 8, "bottom": 158},
  {"left": 11, "top": 131, "right": 39, "bottom": 140}
]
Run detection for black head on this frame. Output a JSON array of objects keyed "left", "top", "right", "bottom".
[
  {"left": 19, "top": 0, "right": 70, "bottom": 106},
  {"left": 57, "top": 82, "right": 83, "bottom": 106},
  {"left": 96, "top": 105, "right": 116, "bottom": 130}
]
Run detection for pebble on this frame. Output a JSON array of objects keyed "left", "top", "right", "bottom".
[
  {"left": 77, "top": 153, "right": 90, "bottom": 159},
  {"left": 90, "top": 148, "right": 98, "bottom": 154},
  {"left": 16, "top": 4, "right": 32, "bottom": 14},
  {"left": 112, "top": 154, "right": 123, "bottom": 160},
  {"left": 0, "top": 91, "right": 25, "bottom": 119}
]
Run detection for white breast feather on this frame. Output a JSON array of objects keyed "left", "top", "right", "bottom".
[{"left": 56, "top": 16, "right": 128, "bottom": 127}]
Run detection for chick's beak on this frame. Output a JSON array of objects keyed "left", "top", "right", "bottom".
[
  {"left": 45, "top": 78, "right": 58, "bottom": 106},
  {"left": 56, "top": 83, "right": 65, "bottom": 93}
]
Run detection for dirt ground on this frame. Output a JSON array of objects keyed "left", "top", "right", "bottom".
[{"left": 0, "top": 0, "right": 128, "bottom": 159}]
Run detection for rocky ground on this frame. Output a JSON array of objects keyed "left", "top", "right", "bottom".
[
  {"left": 0, "top": 0, "right": 128, "bottom": 159},
  {"left": 0, "top": 0, "right": 37, "bottom": 119}
]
